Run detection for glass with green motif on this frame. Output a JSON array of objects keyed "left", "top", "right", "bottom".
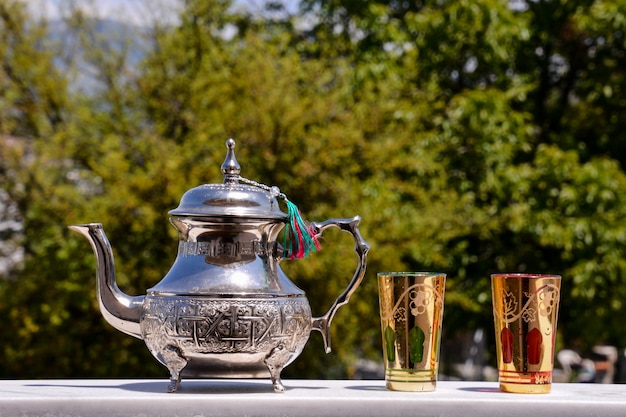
[{"left": 377, "top": 272, "right": 446, "bottom": 392}]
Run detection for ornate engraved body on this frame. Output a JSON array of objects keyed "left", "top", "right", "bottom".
[{"left": 141, "top": 296, "right": 311, "bottom": 391}]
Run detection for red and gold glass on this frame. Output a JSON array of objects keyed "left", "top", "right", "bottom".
[{"left": 491, "top": 274, "right": 561, "bottom": 394}]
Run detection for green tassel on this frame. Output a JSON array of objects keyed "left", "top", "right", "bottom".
[
  {"left": 233, "top": 175, "right": 320, "bottom": 259},
  {"left": 282, "top": 199, "right": 321, "bottom": 259}
]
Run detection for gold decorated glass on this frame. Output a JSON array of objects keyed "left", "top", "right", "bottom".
[
  {"left": 378, "top": 272, "right": 446, "bottom": 392},
  {"left": 491, "top": 273, "right": 561, "bottom": 394}
]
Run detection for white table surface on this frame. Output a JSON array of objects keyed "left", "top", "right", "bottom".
[{"left": 0, "top": 379, "right": 624, "bottom": 417}]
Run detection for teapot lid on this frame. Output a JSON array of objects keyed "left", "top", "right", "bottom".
[{"left": 168, "top": 139, "right": 287, "bottom": 219}]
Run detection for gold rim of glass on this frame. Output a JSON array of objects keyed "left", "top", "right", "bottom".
[
  {"left": 378, "top": 272, "right": 446, "bottom": 278},
  {"left": 491, "top": 273, "right": 561, "bottom": 280}
]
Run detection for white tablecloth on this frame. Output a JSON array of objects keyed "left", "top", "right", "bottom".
[{"left": 0, "top": 379, "right": 624, "bottom": 417}]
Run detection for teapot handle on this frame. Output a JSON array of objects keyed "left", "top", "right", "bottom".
[{"left": 310, "top": 216, "right": 370, "bottom": 353}]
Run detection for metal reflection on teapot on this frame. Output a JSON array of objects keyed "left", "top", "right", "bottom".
[{"left": 70, "top": 139, "right": 370, "bottom": 393}]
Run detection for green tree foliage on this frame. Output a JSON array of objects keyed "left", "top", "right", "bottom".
[
  {"left": 300, "top": 0, "right": 626, "bottom": 355},
  {"left": 1, "top": 0, "right": 626, "bottom": 380}
]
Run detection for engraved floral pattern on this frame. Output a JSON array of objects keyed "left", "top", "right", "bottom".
[
  {"left": 393, "top": 307, "right": 407, "bottom": 322},
  {"left": 141, "top": 297, "right": 311, "bottom": 358},
  {"left": 522, "top": 307, "right": 536, "bottom": 323},
  {"left": 538, "top": 287, "right": 558, "bottom": 317},
  {"left": 502, "top": 290, "right": 518, "bottom": 320},
  {"left": 535, "top": 373, "right": 552, "bottom": 385},
  {"left": 408, "top": 284, "right": 432, "bottom": 315},
  {"left": 381, "top": 282, "right": 444, "bottom": 322},
  {"left": 495, "top": 284, "right": 560, "bottom": 325}
]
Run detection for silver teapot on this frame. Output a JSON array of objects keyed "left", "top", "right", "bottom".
[{"left": 70, "top": 139, "right": 370, "bottom": 393}]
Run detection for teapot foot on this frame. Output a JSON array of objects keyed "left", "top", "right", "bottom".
[
  {"left": 161, "top": 344, "right": 188, "bottom": 393},
  {"left": 271, "top": 379, "right": 285, "bottom": 393},
  {"left": 264, "top": 343, "right": 290, "bottom": 393},
  {"left": 167, "top": 377, "right": 181, "bottom": 393}
]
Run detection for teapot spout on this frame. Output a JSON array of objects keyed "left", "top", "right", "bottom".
[{"left": 69, "top": 223, "right": 144, "bottom": 339}]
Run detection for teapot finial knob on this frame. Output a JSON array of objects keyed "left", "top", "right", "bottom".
[{"left": 221, "top": 138, "right": 241, "bottom": 184}]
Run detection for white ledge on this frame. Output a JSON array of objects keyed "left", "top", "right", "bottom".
[{"left": 1, "top": 379, "right": 625, "bottom": 417}]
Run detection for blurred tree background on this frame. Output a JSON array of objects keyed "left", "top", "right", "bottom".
[{"left": 1, "top": 0, "right": 626, "bottom": 380}]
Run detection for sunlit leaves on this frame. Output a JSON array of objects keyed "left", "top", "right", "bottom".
[{"left": 2, "top": 0, "right": 626, "bottom": 380}]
